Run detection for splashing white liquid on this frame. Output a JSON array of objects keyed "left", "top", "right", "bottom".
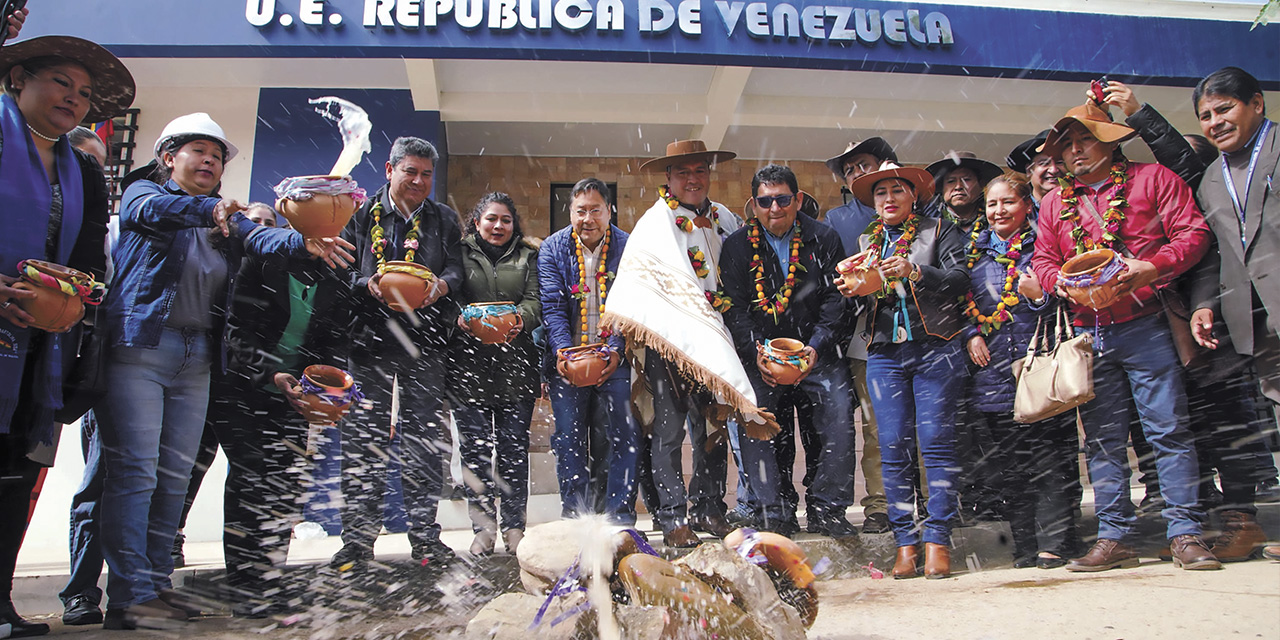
[{"left": 310, "top": 96, "right": 372, "bottom": 177}]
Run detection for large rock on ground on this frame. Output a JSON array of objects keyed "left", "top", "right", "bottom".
[
  {"left": 516, "top": 519, "right": 638, "bottom": 595},
  {"left": 675, "top": 543, "right": 808, "bottom": 640},
  {"left": 465, "top": 592, "right": 596, "bottom": 640}
]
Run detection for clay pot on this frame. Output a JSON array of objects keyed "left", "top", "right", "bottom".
[
  {"left": 758, "top": 337, "right": 810, "bottom": 386},
  {"left": 274, "top": 176, "right": 359, "bottom": 239},
  {"left": 465, "top": 302, "right": 520, "bottom": 344},
  {"left": 379, "top": 261, "right": 435, "bottom": 313},
  {"left": 12, "top": 260, "right": 87, "bottom": 333},
  {"left": 296, "top": 364, "right": 356, "bottom": 424},
  {"left": 557, "top": 343, "right": 615, "bottom": 387},
  {"left": 836, "top": 249, "right": 884, "bottom": 297},
  {"left": 1059, "top": 249, "right": 1128, "bottom": 310}
]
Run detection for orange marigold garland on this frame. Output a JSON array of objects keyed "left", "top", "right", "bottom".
[
  {"left": 962, "top": 228, "right": 1028, "bottom": 335},
  {"left": 571, "top": 226, "right": 612, "bottom": 343},
  {"left": 864, "top": 214, "right": 922, "bottom": 299},
  {"left": 1058, "top": 161, "right": 1129, "bottom": 256},
  {"left": 747, "top": 218, "right": 803, "bottom": 323}
]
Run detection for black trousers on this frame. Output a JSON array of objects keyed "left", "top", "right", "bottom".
[
  {"left": 206, "top": 377, "right": 309, "bottom": 601},
  {"left": 981, "top": 410, "right": 1079, "bottom": 559},
  {"left": 341, "top": 346, "right": 449, "bottom": 553}
]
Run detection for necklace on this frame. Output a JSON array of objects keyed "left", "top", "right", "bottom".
[
  {"left": 962, "top": 227, "right": 1027, "bottom": 335},
  {"left": 370, "top": 200, "right": 421, "bottom": 271},
  {"left": 747, "top": 218, "right": 803, "bottom": 323},
  {"left": 27, "top": 124, "right": 59, "bottom": 143},
  {"left": 864, "top": 214, "right": 922, "bottom": 298},
  {"left": 571, "top": 227, "right": 612, "bottom": 343},
  {"left": 1057, "top": 162, "right": 1130, "bottom": 256}
]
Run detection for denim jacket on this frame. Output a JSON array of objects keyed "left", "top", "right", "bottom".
[{"left": 107, "top": 174, "right": 311, "bottom": 372}]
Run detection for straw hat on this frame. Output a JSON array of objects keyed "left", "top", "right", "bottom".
[
  {"left": 640, "top": 139, "right": 736, "bottom": 173},
  {"left": 0, "top": 35, "right": 135, "bottom": 123},
  {"left": 824, "top": 137, "right": 899, "bottom": 177},
  {"left": 849, "top": 161, "right": 935, "bottom": 207},
  {"left": 1042, "top": 102, "right": 1137, "bottom": 155}
]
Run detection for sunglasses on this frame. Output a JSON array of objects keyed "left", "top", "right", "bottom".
[{"left": 754, "top": 194, "right": 795, "bottom": 209}]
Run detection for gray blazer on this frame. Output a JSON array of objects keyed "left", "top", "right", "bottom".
[{"left": 1192, "top": 121, "right": 1280, "bottom": 356}]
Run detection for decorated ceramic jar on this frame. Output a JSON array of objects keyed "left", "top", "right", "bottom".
[
  {"left": 1059, "top": 248, "right": 1128, "bottom": 310},
  {"left": 836, "top": 249, "right": 884, "bottom": 297},
  {"left": 556, "top": 343, "right": 615, "bottom": 387},
  {"left": 273, "top": 175, "right": 366, "bottom": 239},
  {"left": 462, "top": 301, "right": 521, "bottom": 344},
  {"left": 758, "top": 337, "right": 811, "bottom": 386},
  {"left": 296, "top": 364, "right": 363, "bottom": 424},
  {"left": 12, "top": 259, "right": 104, "bottom": 333}
]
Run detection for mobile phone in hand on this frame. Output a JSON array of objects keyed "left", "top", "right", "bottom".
[{"left": 0, "top": 0, "right": 28, "bottom": 48}]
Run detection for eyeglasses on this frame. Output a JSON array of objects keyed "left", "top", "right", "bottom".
[
  {"left": 754, "top": 194, "right": 795, "bottom": 209},
  {"left": 573, "top": 207, "right": 605, "bottom": 217}
]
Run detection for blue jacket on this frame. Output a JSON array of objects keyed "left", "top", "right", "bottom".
[
  {"left": 962, "top": 227, "right": 1054, "bottom": 413},
  {"left": 537, "top": 224, "right": 629, "bottom": 381},
  {"left": 824, "top": 200, "right": 878, "bottom": 257},
  {"left": 108, "top": 175, "right": 312, "bottom": 373}
]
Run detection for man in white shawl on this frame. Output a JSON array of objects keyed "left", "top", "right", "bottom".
[{"left": 602, "top": 140, "right": 777, "bottom": 548}]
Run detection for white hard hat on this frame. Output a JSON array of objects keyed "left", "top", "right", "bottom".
[{"left": 154, "top": 113, "right": 239, "bottom": 162}]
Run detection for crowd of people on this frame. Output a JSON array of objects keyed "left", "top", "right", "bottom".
[{"left": 0, "top": 19, "right": 1278, "bottom": 635}]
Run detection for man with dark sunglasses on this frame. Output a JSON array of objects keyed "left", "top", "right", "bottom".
[{"left": 719, "top": 164, "right": 857, "bottom": 537}]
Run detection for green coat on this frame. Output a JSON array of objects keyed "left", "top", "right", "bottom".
[{"left": 449, "top": 234, "right": 542, "bottom": 405}]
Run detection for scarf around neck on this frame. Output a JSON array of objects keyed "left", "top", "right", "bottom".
[{"left": 0, "top": 94, "right": 86, "bottom": 441}]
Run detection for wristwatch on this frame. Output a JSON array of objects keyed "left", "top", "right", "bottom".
[{"left": 907, "top": 263, "right": 922, "bottom": 283}]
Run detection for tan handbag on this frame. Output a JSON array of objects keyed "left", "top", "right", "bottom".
[{"left": 1012, "top": 305, "right": 1095, "bottom": 423}]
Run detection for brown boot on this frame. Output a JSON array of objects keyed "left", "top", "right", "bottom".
[
  {"left": 1065, "top": 539, "right": 1139, "bottom": 572},
  {"left": 662, "top": 524, "right": 700, "bottom": 548},
  {"left": 1169, "top": 534, "right": 1222, "bottom": 570},
  {"left": 924, "top": 543, "right": 951, "bottom": 579},
  {"left": 1211, "top": 511, "right": 1266, "bottom": 562},
  {"left": 893, "top": 545, "right": 920, "bottom": 579}
]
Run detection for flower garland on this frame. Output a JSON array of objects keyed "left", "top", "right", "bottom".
[
  {"left": 1058, "top": 162, "right": 1129, "bottom": 256},
  {"left": 688, "top": 246, "right": 709, "bottom": 278},
  {"left": 705, "top": 290, "right": 733, "bottom": 313},
  {"left": 962, "top": 229, "right": 1028, "bottom": 335},
  {"left": 863, "top": 214, "right": 922, "bottom": 298},
  {"left": 370, "top": 201, "right": 421, "bottom": 271},
  {"left": 662, "top": 186, "right": 720, "bottom": 232},
  {"left": 572, "top": 226, "right": 612, "bottom": 343},
  {"left": 747, "top": 218, "right": 803, "bottom": 323}
]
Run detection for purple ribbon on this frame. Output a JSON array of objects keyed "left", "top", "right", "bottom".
[
  {"left": 529, "top": 527, "right": 659, "bottom": 629},
  {"left": 1061, "top": 256, "right": 1126, "bottom": 289},
  {"left": 298, "top": 376, "right": 364, "bottom": 405}
]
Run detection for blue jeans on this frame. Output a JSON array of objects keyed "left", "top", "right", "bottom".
[
  {"left": 738, "top": 360, "right": 854, "bottom": 525},
  {"left": 868, "top": 338, "right": 966, "bottom": 547},
  {"left": 455, "top": 397, "right": 535, "bottom": 533},
  {"left": 96, "top": 328, "right": 211, "bottom": 609},
  {"left": 549, "top": 375, "right": 639, "bottom": 525},
  {"left": 60, "top": 410, "right": 105, "bottom": 606},
  {"left": 1077, "top": 313, "right": 1202, "bottom": 541}
]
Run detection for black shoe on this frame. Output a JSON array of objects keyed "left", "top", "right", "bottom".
[
  {"left": 755, "top": 516, "right": 800, "bottom": 537},
  {"left": 1, "top": 601, "right": 50, "bottom": 637},
  {"left": 411, "top": 539, "right": 458, "bottom": 566},
  {"left": 690, "top": 513, "right": 735, "bottom": 538},
  {"left": 62, "top": 594, "right": 103, "bottom": 626},
  {"left": 861, "top": 512, "right": 891, "bottom": 534},
  {"left": 1257, "top": 480, "right": 1280, "bottom": 504},
  {"left": 171, "top": 531, "right": 186, "bottom": 569},
  {"left": 812, "top": 516, "right": 858, "bottom": 539},
  {"left": 329, "top": 543, "right": 373, "bottom": 570},
  {"left": 1013, "top": 555, "right": 1038, "bottom": 569},
  {"left": 1036, "top": 554, "right": 1068, "bottom": 570},
  {"left": 101, "top": 598, "right": 188, "bottom": 631},
  {"left": 724, "top": 504, "right": 755, "bottom": 528}
]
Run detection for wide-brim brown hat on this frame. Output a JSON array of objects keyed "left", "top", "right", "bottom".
[
  {"left": 824, "top": 137, "right": 899, "bottom": 177},
  {"left": 850, "top": 161, "right": 935, "bottom": 207},
  {"left": 926, "top": 151, "right": 1005, "bottom": 194},
  {"left": 640, "top": 139, "right": 736, "bottom": 173},
  {"left": 0, "top": 35, "right": 135, "bottom": 123},
  {"left": 1042, "top": 102, "right": 1137, "bottom": 156}
]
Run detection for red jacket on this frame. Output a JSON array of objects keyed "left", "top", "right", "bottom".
[{"left": 1032, "top": 161, "right": 1211, "bottom": 327}]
